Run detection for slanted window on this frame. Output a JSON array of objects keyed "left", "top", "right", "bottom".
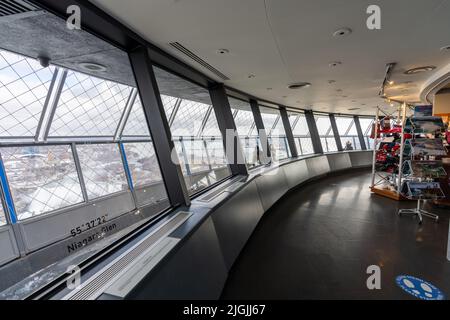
[
  {"left": 229, "top": 97, "right": 261, "bottom": 167},
  {"left": 154, "top": 67, "right": 230, "bottom": 194},
  {"left": 259, "top": 106, "right": 290, "bottom": 161},
  {"left": 49, "top": 71, "right": 132, "bottom": 138},
  {"left": 335, "top": 116, "right": 359, "bottom": 150},
  {"left": 314, "top": 114, "right": 337, "bottom": 152},
  {"left": 0, "top": 49, "right": 55, "bottom": 140},
  {"left": 288, "top": 111, "right": 314, "bottom": 155},
  {"left": 359, "top": 117, "right": 375, "bottom": 149}
]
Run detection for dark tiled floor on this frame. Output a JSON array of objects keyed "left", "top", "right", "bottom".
[{"left": 221, "top": 169, "right": 450, "bottom": 300}]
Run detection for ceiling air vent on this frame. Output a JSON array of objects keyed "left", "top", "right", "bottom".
[
  {"left": 169, "top": 42, "right": 230, "bottom": 81},
  {"left": 0, "top": 0, "right": 37, "bottom": 17}
]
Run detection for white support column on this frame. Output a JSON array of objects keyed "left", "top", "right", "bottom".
[
  {"left": 371, "top": 107, "right": 380, "bottom": 188},
  {"left": 397, "top": 103, "right": 407, "bottom": 195}
]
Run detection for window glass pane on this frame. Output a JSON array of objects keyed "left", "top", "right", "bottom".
[
  {"left": 49, "top": 71, "right": 132, "bottom": 137},
  {"left": 314, "top": 114, "right": 336, "bottom": 152},
  {"left": 122, "top": 142, "right": 167, "bottom": 205},
  {"left": 205, "top": 138, "right": 228, "bottom": 170},
  {"left": 229, "top": 97, "right": 261, "bottom": 167},
  {"left": 359, "top": 118, "right": 374, "bottom": 135},
  {"left": 347, "top": 121, "right": 358, "bottom": 136},
  {"left": 176, "top": 139, "right": 210, "bottom": 174},
  {"left": 172, "top": 99, "right": 210, "bottom": 136},
  {"left": 201, "top": 111, "right": 222, "bottom": 138},
  {"left": 0, "top": 49, "right": 55, "bottom": 138},
  {"left": 315, "top": 115, "right": 332, "bottom": 135},
  {"left": 122, "top": 142, "right": 163, "bottom": 187},
  {"left": 299, "top": 138, "right": 315, "bottom": 155},
  {"left": 122, "top": 95, "right": 150, "bottom": 137},
  {"left": 320, "top": 137, "right": 338, "bottom": 153},
  {"left": 161, "top": 95, "right": 179, "bottom": 121},
  {"left": 76, "top": 144, "right": 128, "bottom": 199},
  {"left": 335, "top": 117, "right": 353, "bottom": 135},
  {"left": 288, "top": 111, "right": 314, "bottom": 155},
  {"left": 0, "top": 145, "right": 83, "bottom": 220},
  {"left": 260, "top": 106, "right": 290, "bottom": 161},
  {"left": 336, "top": 116, "right": 359, "bottom": 150},
  {"left": 154, "top": 67, "right": 231, "bottom": 195},
  {"left": 359, "top": 118, "right": 375, "bottom": 149}
]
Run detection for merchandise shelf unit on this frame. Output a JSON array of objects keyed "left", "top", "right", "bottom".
[
  {"left": 370, "top": 103, "right": 410, "bottom": 200},
  {"left": 398, "top": 106, "right": 449, "bottom": 223}
]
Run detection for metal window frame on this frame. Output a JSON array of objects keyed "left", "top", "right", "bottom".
[
  {"left": 197, "top": 105, "right": 213, "bottom": 137},
  {"left": 36, "top": 69, "right": 69, "bottom": 142},
  {"left": 209, "top": 84, "right": 248, "bottom": 175},
  {"left": 71, "top": 142, "right": 89, "bottom": 203},
  {"left": 128, "top": 46, "right": 190, "bottom": 207},
  {"left": 329, "top": 114, "right": 343, "bottom": 152},
  {"left": 0, "top": 154, "right": 17, "bottom": 224},
  {"left": 35, "top": 67, "right": 60, "bottom": 141},
  {"left": 305, "top": 110, "right": 323, "bottom": 154},
  {"left": 114, "top": 89, "right": 138, "bottom": 141},
  {"left": 168, "top": 98, "right": 182, "bottom": 127},
  {"left": 290, "top": 114, "right": 301, "bottom": 133},
  {"left": 250, "top": 99, "right": 271, "bottom": 163},
  {"left": 353, "top": 116, "right": 367, "bottom": 150},
  {"left": 280, "top": 106, "right": 298, "bottom": 157}
]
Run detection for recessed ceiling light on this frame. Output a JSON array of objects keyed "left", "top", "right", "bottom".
[
  {"left": 404, "top": 66, "right": 436, "bottom": 75},
  {"left": 79, "top": 62, "right": 107, "bottom": 72},
  {"left": 216, "top": 48, "right": 230, "bottom": 55},
  {"left": 333, "top": 28, "right": 352, "bottom": 37},
  {"left": 287, "top": 82, "right": 311, "bottom": 89},
  {"left": 388, "top": 80, "right": 395, "bottom": 85},
  {"left": 329, "top": 61, "right": 342, "bottom": 67}
]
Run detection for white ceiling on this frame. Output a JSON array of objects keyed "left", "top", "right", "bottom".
[{"left": 90, "top": 0, "right": 450, "bottom": 115}]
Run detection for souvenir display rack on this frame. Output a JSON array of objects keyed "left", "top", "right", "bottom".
[
  {"left": 398, "top": 107, "right": 449, "bottom": 223},
  {"left": 370, "top": 104, "right": 409, "bottom": 200}
]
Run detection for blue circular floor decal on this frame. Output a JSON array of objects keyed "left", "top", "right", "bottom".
[{"left": 396, "top": 275, "right": 445, "bottom": 300}]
